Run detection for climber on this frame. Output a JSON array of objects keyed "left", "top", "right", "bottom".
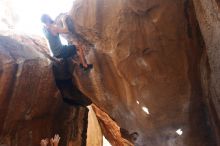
[
  {"left": 41, "top": 14, "right": 93, "bottom": 71},
  {"left": 41, "top": 14, "right": 92, "bottom": 107}
]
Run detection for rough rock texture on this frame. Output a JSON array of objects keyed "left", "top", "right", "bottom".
[
  {"left": 0, "top": 33, "right": 101, "bottom": 146},
  {"left": 59, "top": 0, "right": 218, "bottom": 145},
  {"left": 192, "top": 0, "right": 220, "bottom": 145},
  {"left": 92, "top": 105, "right": 133, "bottom": 146},
  {"left": 1, "top": 0, "right": 220, "bottom": 145}
]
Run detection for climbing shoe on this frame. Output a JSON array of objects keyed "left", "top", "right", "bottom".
[{"left": 80, "top": 64, "right": 93, "bottom": 72}]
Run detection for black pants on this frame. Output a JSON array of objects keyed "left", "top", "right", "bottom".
[
  {"left": 52, "top": 45, "right": 91, "bottom": 106},
  {"left": 56, "top": 45, "right": 77, "bottom": 59},
  {"left": 54, "top": 45, "right": 77, "bottom": 79},
  {"left": 55, "top": 79, "right": 92, "bottom": 107}
]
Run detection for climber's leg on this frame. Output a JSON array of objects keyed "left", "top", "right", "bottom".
[
  {"left": 55, "top": 79, "right": 92, "bottom": 106},
  {"left": 76, "top": 44, "right": 93, "bottom": 71},
  {"left": 40, "top": 138, "right": 49, "bottom": 146},
  {"left": 76, "top": 44, "right": 88, "bottom": 68},
  {"left": 57, "top": 44, "right": 93, "bottom": 71}
]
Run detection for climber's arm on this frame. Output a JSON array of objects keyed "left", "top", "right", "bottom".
[
  {"left": 51, "top": 17, "right": 69, "bottom": 34},
  {"left": 51, "top": 134, "right": 60, "bottom": 146},
  {"left": 52, "top": 25, "right": 68, "bottom": 34},
  {"left": 40, "top": 139, "right": 49, "bottom": 146}
]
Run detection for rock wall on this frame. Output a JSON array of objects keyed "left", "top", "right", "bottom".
[
  {"left": 0, "top": 33, "right": 102, "bottom": 146},
  {"left": 92, "top": 105, "right": 133, "bottom": 146},
  {"left": 1, "top": 0, "right": 220, "bottom": 145},
  {"left": 192, "top": 0, "right": 220, "bottom": 145},
  {"left": 0, "top": 33, "right": 61, "bottom": 145},
  {"left": 63, "top": 0, "right": 218, "bottom": 145}
]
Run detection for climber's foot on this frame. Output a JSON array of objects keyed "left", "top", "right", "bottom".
[
  {"left": 80, "top": 64, "right": 93, "bottom": 72},
  {"left": 79, "top": 64, "right": 84, "bottom": 69},
  {"left": 83, "top": 64, "right": 93, "bottom": 72}
]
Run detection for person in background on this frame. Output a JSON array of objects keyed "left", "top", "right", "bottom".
[
  {"left": 41, "top": 14, "right": 93, "bottom": 71},
  {"left": 40, "top": 134, "right": 60, "bottom": 146}
]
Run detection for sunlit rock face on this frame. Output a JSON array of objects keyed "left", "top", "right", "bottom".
[
  {"left": 0, "top": 0, "right": 18, "bottom": 30},
  {"left": 63, "top": 0, "right": 217, "bottom": 145},
  {"left": 87, "top": 106, "right": 103, "bottom": 146},
  {"left": 0, "top": 33, "right": 102, "bottom": 146},
  {"left": 193, "top": 0, "right": 220, "bottom": 145}
]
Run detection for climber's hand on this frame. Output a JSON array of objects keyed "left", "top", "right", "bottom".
[
  {"left": 56, "top": 58, "right": 63, "bottom": 63},
  {"left": 40, "top": 138, "right": 49, "bottom": 146},
  {"left": 50, "top": 138, "right": 54, "bottom": 146},
  {"left": 51, "top": 134, "right": 60, "bottom": 146}
]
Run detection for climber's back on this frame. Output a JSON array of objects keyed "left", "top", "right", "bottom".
[
  {"left": 40, "top": 14, "right": 93, "bottom": 71},
  {"left": 43, "top": 26, "right": 63, "bottom": 57}
]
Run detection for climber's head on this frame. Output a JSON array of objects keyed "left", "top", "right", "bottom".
[{"left": 41, "top": 14, "right": 54, "bottom": 25}]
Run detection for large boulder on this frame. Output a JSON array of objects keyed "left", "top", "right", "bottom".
[
  {"left": 61, "top": 0, "right": 218, "bottom": 145},
  {"left": 1, "top": 0, "right": 220, "bottom": 145},
  {"left": 0, "top": 33, "right": 102, "bottom": 146}
]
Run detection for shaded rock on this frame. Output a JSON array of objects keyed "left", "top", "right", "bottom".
[
  {"left": 1, "top": 0, "right": 220, "bottom": 145},
  {"left": 192, "top": 0, "right": 220, "bottom": 145},
  {"left": 55, "top": 0, "right": 218, "bottom": 145},
  {"left": 0, "top": 33, "right": 94, "bottom": 146}
]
